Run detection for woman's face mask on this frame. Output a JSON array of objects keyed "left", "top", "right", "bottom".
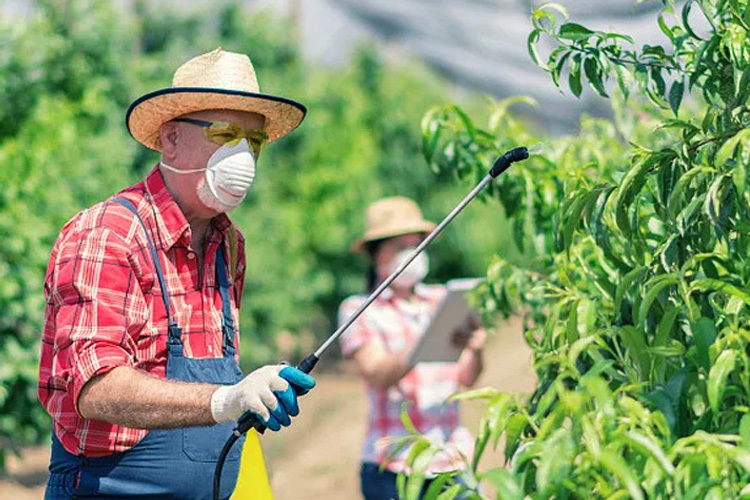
[
  {"left": 387, "top": 247, "right": 430, "bottom": 289},
  {"left": 160, "top": 138, "right": 256, "bottom": 213}
]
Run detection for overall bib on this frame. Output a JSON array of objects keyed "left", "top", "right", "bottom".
[{"left": 45, "top": 198, "right": 245, "bottom": 500}]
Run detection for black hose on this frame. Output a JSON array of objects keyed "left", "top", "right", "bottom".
[{"left": 213, "top": 430, "right": 241, "bottom": 500}]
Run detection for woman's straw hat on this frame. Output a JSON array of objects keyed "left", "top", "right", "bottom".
[
  {"left": 126, "top": 48, "right": 306, "bottom": 152},
  {"left": 351, "top": 197, "right": 436, "bottom": 254}
]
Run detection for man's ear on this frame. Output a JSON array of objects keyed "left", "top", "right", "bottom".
[{"left": 159, "top": 122, "right": 179, "bottom": 161}]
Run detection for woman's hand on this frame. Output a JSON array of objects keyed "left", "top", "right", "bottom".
[
  {"left": 454, "top": 314, "right": 486, "bottom": 387},
  {"left": 451, "top": 314, "right": 486, "bottom": 352}
]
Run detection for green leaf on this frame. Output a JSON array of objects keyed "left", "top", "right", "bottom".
[
  {"left": 655, "top": 307, "right": 680, "bottom": 347},
  {"left": 598, "top": 450, "right": 645, "bottom": 500},
  {"left": 682, "top": 0, "right": 703, "bottom": 40},
  {"left": 558, "top": 22, "right": 594, "bottom": 41},
  {"left": 566, "top": 299, "right": 580, "bottom": 343},
  {"left": 504, "top": 414, "right": 528, "bottom": 459},
  {"left": 647, "top": 340, "right": 686, "bottom": 357},
  {"left": 716, "top": 129, "right": 750, "bottom": 167},
  {"left": 435, "top": 484, "right": 462, "bottom": 500},
  {"left": 527, "top": 29, "right": 546, "bottom": 69},
  {"left": 421, "top": 107, "right": 443, "bottom": 165},
  {"left": 658, "top": 11, "right": 674, "bottom": 42},
  {"left": 667, "top": 166, "right": 713, "bottom": 220},
  {"left": 568, "top": 336, "right": 601, "bottom": 367},
  {"left": 645, "top": 388, "right": 677, "bottom": 432},
  {"left": 617, "top": 326, "right": 651, "bottom": 380},
  {"left": 449, "top": 387, "right": 500, "bottom": 402},
  {"left": 537, "top": 2, "right": 569, "bottom": 20},
  {"left": 615, "top": 151, "right": 675, "bottom": 236},
  {"left": 614, "top": 266, "right": 647, "bottom": 317},
  {"left": 649, "top": 67, "right": 667, "bottom": 100},
  {"left": 480, "top": 468, "right": 522, "bottom": 500},
  {"left": 473, "top": 419, "right": 490, "bottom": 472},
  {"left": 536, "top": 428, "right": 574, "bottom": 493},
  {"left": 740, "top": 415, "right": 750, "bottom": 450},
  {"left": 405, "top": 443, "right": 438, "bottom": 499},
  {"left": 707, "top": 350, "right": 737, "bottom": 414},
  {"left": 691, "top": 278, "right": 750, "bottom": 307},
  {"left": 584, "top": 56, "right": 609, "bottom": 97},
  {"left": 397, "top": 469, "right": 407, "bottom": 499},
  {"left": 568, "top": 54, "right": 583, "bottom": 97},
  {"left": 637, "top": 274, "right": 679, "bottom": 329},
  {"left": 422, "top": 474, "right": 453, "bottom": 499},
  {"left": 400, "top": 406, "right": 419, "bottom": 435},
  {"left": 614, "top": 64, "right": 632, "bottom": 100},
  {"left": 558, "top": 190, "right": 590, "bottom": 253},
  {"left": 691, "top": 317, "right": 717, "bottom": 372},
  {"left": 620, "top": 430, "right": 675, "bottom": 476},
  {"left": 669, "top": 79, "right": 685, "bottom": 115}
]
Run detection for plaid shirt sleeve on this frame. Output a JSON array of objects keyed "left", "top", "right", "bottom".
[
  {"left": 338, "top": 296, "right": 375, "bottom": 358},
  {"left": 40, "top": 222, "right": 148, "bottom": 417}
]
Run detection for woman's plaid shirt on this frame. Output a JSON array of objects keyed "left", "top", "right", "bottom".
[
  {"left": 37, "top": 167, "right": 245, "bottom": 457},
  {"left": 338, "top": 284, "right": 474, "bottom": 475}
]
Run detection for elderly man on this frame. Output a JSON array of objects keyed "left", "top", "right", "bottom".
[{"left": 38, "top": 49, "right": 314, "bottom": 500}]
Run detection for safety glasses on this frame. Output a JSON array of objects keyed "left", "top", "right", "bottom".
[{"left": 173, "top": 117, "right": 269, "bottom": 157}]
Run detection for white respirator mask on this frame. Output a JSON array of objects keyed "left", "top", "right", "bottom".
[
  {"left": 388, "top": 247, "right": 429, "bottom": 289},
  {"left": 160, "top": 138, "right": 256, "bottom": 213}
]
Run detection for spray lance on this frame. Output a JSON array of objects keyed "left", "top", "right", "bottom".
[{"left": 213, "top": 146, "right": 530, "bottom": 499}]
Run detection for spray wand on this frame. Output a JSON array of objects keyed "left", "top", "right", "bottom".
[{"left": 213, "top": 146, "right": 530, "bottom": 499}]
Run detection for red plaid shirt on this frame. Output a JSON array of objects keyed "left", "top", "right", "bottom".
[
  {"left": 38, "top": 166, "right": 246, "bottom": 457},
  {"left": 338, "top": 285, "right": 474, "bottom": 475}
]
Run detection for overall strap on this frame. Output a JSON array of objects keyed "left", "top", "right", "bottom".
[
  {"left": 214, "top": 246, "right": 236, "bottom": 355},
  {"left": 112, "top": 197, "right": 183, "bottom": 344}
]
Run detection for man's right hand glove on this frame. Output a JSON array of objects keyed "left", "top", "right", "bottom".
[{"left": 210, "top": 365, "right": 316, "bottom": 431}]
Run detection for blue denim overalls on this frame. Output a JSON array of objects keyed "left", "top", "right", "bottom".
[{"left": 45, "top": 198, "right": 245, "bottom": 500}]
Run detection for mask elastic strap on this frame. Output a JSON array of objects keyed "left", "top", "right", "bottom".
[{"left": 159, "top": 161, "right": 206, "bottom": 174}]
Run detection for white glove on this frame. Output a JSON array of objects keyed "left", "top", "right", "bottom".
[{"left": 210, "top": 364, "right": 315, "bottom": 431}]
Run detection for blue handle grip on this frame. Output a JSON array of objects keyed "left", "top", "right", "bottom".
[{"left": 235, "top": 354, "right": 319, "bottom": 434}]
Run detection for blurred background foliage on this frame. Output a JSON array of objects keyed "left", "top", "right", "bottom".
[{"left": 0, "top": 0, "right": 526, "bottom": 464}]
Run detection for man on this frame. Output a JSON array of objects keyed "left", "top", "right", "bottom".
[{"left": 38, "top": 48, "right": 315, "bottom": 500}]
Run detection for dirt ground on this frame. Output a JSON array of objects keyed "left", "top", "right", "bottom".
[{"left": 0, "top": 316, "right": 535, "bottom": 500}]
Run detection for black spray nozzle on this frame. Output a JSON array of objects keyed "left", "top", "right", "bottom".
[
  {"left": 297, "top": 353, "right": 319, "bottom": 374},
  {"left": 489, "top": 146, "right": 529, "bottom": 178}
]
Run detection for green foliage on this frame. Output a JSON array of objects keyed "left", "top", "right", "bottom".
[
  {"left": 0, "top": 0, "right": 519, "bottom": 469},
  {"left": 402, "top": 0, "right": 750, "bottom": 498}
]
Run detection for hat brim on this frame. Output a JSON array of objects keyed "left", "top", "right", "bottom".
[
  {"left": 126, "top": 87, "right": 307, "bottom": 152},
  {"left": 351, "top": 221, "right": 437, "bottom": 254}
]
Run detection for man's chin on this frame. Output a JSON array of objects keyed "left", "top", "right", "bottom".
[{"left": 197, "top": 183, "right": 236, "bottom": 215}]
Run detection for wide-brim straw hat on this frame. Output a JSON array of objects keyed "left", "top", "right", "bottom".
[
  {"left": 126, "top": 48, "right": 306, "bottom": 152},
  {"left": 351, "top": 197, "right": 437, "bottom": 254}
]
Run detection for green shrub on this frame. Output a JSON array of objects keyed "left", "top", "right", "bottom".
[{"left": 401, "top": 1, "right": 750, "bottom": 498}]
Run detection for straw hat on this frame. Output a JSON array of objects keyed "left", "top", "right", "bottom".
[
  {"left": 126, "top": 48, "right": 306, "bottom": 151},
  {"left": 351, "top": 197, "right": 436, "bottom": 254}
]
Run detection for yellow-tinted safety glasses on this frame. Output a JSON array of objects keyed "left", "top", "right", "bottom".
[{"left": 173, "top": 117, "right": 268, "bottom": 158}]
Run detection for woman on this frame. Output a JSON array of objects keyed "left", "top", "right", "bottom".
[{"left": 338, "top": 196, "right": 486, "bottom": 500}]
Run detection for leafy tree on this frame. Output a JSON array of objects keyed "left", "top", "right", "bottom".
[{"left": 401, "top": 1, "right": 750, "bottom": 498}]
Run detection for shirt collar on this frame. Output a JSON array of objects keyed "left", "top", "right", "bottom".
[
  {"left": 144, "top": 166, "right": 232, "bottom": 250},
  {"left": 379, "top": 283, "right": 431, "bottom": 303}
]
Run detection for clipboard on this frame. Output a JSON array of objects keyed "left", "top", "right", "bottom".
[{"left": 407, "top": 277, "right": 483, "bottom": 365}]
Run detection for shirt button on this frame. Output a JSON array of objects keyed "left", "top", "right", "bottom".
[
  {"left": 187, "top": 252, "right": 196, "bottom": 260},
  {"left": 208, "top": 344, "right": 213, "bottom": 353}
]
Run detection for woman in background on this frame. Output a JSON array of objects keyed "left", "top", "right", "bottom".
[{"left": 338, "top": 196, "right": 486, "bottom": 500}]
